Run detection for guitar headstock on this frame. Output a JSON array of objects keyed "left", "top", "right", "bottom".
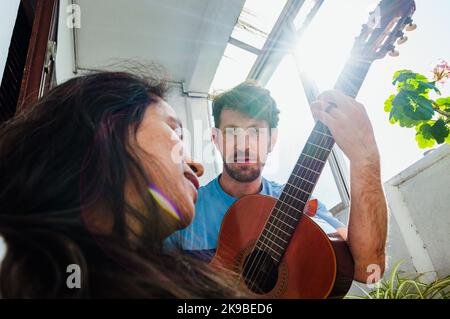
[{"left": 352, "top": 0, "right": 416, "bottom": 61}]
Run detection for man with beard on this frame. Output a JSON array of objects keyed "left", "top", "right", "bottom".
[{"left": 165, "top": 82, "right": 387, "bottom": 282}]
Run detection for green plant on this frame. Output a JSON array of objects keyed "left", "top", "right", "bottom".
[
  {"left": 384, "top": 60, "right": 450, "bottom": 149},
  {"left": 346, "top": 261, "right": 450, "bottom": 299}
]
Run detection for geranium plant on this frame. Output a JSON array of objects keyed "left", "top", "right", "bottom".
[{"left": 384, "top": 60, "right": 450, "bottom": 148}]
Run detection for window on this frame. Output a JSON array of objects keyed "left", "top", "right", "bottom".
[
  {"left": 0, "top": 2, "right": 32, "bottom": 124},
  {"left": 210, "top": 0, "right": 288, "bottom": 93},
  {"left": 230, "top": 0, "right": 287, "bottom": 50},
  {"left": 209, "top": 0, "right": 348, "bottom": 212},
  {"left": 210, "top": 43, "right": 257, "bottom": 93},
  {"left": 293, "top": 0, "right": 450, "bottom": 182},
  {"left": 209, "top": 0, "right": 450, "bottom": 212},
  {"left": 264, "top": 55, "right": 342, "bottom": 209}
]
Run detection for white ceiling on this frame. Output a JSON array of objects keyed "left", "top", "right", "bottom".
[{"left": 76, "top": 0, "right": 246, "bottom": 92}]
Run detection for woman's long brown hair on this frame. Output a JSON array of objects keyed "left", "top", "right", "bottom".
[{"left": 0, "top": 70, "right": 245, "bottom": 298}]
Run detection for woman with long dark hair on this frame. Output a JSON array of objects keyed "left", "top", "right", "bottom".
[{"left": 0, "top": 70, "right": 243, "bottom": 298}]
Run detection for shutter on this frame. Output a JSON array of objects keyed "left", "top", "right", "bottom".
[{"left": 17, "top": 0, "right": 59, "bottom": 113}]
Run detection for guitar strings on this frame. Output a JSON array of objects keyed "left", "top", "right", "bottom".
[
  {"left": 247, "top": 124, "right": 332, "bottom": 293},
  {"left": 242, "top": 122, "right": 333, "bottom": 293},
  {"left": 241, "top": 129, "right": 327, "bottom": 292},
  {"left": 247, "top": 126, "right": 329, "bottom": 292},
  {"left": 240, "top": 126, "right": 320, "bottom": 291},
  {"left": 242, "top": 139, "right": 321, "bottom": 293}
]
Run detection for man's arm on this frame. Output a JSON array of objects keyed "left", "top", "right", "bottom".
[
  {"left": 347, "top": 155, "right": 387, "bottom": 283},
  {"left": 311, "top": 90, "right": 388, "bottom": 283}
]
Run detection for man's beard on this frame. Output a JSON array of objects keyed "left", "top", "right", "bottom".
[{"left": 223, "top": 161, "right": 261, "bottom": 183}]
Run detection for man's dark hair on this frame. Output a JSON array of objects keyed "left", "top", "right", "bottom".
[{"left": 212, "top": 81, "right": 280, "bottom": 128}]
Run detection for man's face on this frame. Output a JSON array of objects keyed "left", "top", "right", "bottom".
[{"left": 212, "top": 109, "right": 277, "bottom": 183}]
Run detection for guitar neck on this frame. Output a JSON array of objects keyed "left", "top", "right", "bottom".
[
  {"left": 335, "top": 57, "right": 372, "bottom": 98},
  {"left": 257, "top": 56, "right": 373, "bottom": 261},
  {"left": 281, "top": 56, "right": 373, "bottom": 210}
]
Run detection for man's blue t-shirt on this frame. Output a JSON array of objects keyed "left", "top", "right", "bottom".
[{"left": 164, "top": 175, "right": 345, "bottom": 261}]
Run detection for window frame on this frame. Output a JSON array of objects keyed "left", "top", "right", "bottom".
[
  {"left": 211, "top": 0, "right": 351, "bottom": 213},
  {"left": 17, "top": 0, "right": 59, "bottom": 113}
]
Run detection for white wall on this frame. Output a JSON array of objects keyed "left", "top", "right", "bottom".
[
  {"left": 0, "top": 236, "right": 5, "bottom": 270},
  {"left": 336, "top": 205, "right": 416, "bottom": 296},
  {"left": 55, "top": 0, "right": 76, "bottom": 84},
  {"left": 335, "top": 144, "right": 450, "bottom": 296},
  {"left": 166, "top": 85, "right": 219, "bottom": 186},
  {"left": 187, "top": 97, "right": 220, "bottom": 185},
  {"left": 0, "top": 0, "right": 20, "bottom": 81},
  {"left": 385, "top": 144, "right": 450, "bottom": 279}
]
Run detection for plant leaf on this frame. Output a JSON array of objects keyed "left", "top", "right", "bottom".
[
  {"left": 432, "top": 119, "right": 450, "bottom": 144},
  {"left": 416, "top": 81, "right": 441, "bottom": 95},
  {"left": 393, "top": 70, "right": 428, "bottom": 85},
  {"left": 393, "top": 69, "right": 413, "bottom": 82},
  {"left": 352, "top": 262, "right": 450, "bottom": 299},
  {"left": 416, "top": 122, "right": 436, "bottom": 149},
  {"left": 384, "top": 94, "right": 396, "bottom": 113},
  {"left": 436, "top": 97, "right": 450, "bottom": 112},
  {"left": 389, "top": 91, "right": 434, "bottom": 127}
]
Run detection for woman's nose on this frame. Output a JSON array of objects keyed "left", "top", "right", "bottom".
[{"left": 186, "top": 157, "right": 204, "bottom": 177}]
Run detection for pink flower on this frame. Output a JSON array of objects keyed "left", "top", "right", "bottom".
[{"left": 433, "top": 59, "right": 450, "bottom": 84}]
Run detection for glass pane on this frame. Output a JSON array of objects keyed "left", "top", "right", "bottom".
[
  {"left": 209, "top": 43, "right": 257, "bottom": 93},
  {"left": 292, "top": 0, "right": 450, "bottom": 182},
  {"left": 230, "top": 0, "right": 287, "bottom": 50},
  {"left": 293, "top": 0, "right": 376, "bottom": 91},
  {"left": 264, "top": 55, "right": 342, "bottom": 210},
  {"left": 292, "top": 0, "right": 318, "bottom": 30}
]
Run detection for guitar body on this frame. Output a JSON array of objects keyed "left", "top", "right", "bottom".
[{"left": 211, "top": 194, "right": 354, "bottom": 299}]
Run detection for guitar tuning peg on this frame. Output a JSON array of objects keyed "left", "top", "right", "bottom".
[
  {"left": 397, "top": 36, "right": 408, "bottom": 45},
  {"left": 405, "top": 23, "right": 417, "bottom": 31},
  {"left": 389, "top": 50, "right": 400, "bottom": 57}
]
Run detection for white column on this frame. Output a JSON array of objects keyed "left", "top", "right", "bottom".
[{"left": 0, "top": 0, "right": 20, "bottom": 81}]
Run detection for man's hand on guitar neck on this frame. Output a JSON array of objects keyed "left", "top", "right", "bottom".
[
  {"left": 311, "top": 90, "right": 388, "bottom": 284},
  {"left": 310, "top": 90, "right": 380, "bottom": 165}
]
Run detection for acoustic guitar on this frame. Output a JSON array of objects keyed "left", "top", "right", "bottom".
[{"left": 211, "top": 0, "right": 417, "bottom": 298}]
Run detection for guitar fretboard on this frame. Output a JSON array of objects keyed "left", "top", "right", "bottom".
[
  {"left": 255, "top": 58, "right": 372, "bottom": 262},
  {"left": 255, "top": 122, "right": 335, "bottom": 262}
]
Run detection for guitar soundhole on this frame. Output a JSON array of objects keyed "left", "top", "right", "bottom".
[{"left": 242, "top": 249, "right": 278, "bottom": 294}]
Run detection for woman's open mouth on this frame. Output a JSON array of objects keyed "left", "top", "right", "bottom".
[{"left": 184, "top": 172, "right": 200, "bottom": 190}]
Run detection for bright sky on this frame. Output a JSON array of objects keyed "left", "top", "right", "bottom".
[
  {"left": 211, "top": 0, "right": 450, "bottom": 209},
  {"left": 289, "top": 0, "right": 450, "bottom": 180}
]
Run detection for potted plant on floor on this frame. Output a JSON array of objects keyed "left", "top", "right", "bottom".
[{"left": 346, "top": 261, "right": 450, "bottom": 299}]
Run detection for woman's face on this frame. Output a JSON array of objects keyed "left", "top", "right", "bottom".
[{"left": 130, "top": 97, "right": 200, "bottom": 233}]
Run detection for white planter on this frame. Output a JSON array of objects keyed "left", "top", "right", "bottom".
[
  {"left": 337, "top": 144, "right": 450, "bottom": 296},
  {"left": 384, "top": 143, "right": 450, "bottom": 281}
]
